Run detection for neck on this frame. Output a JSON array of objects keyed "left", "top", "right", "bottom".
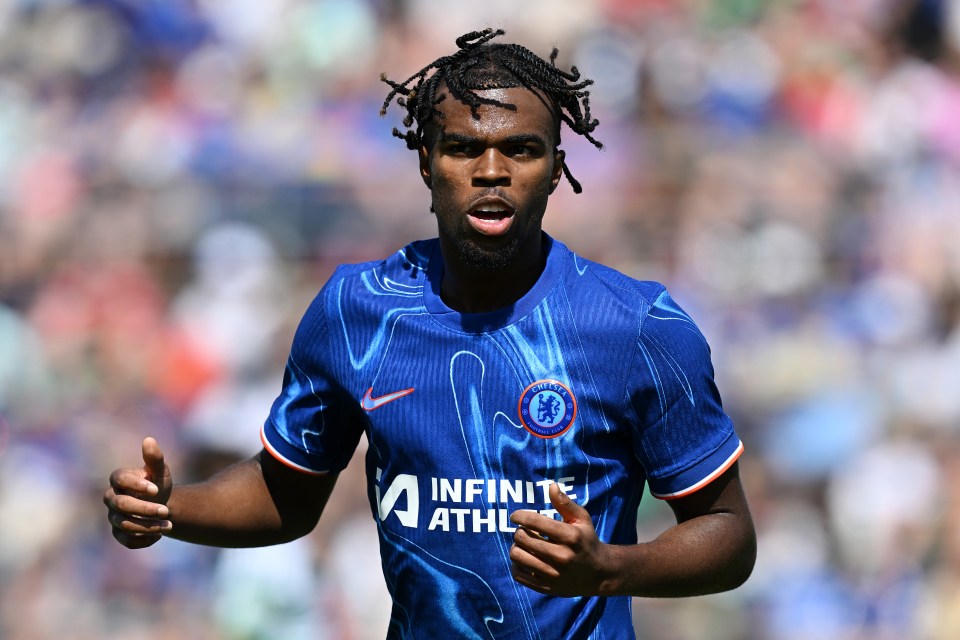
[{"left": 438, "top": 233, "right": 547, "bottom": 314}]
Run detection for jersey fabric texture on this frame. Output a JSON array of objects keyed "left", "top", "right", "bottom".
[{"left": 261, "top": 234, "right": 743, "bottom": 640}]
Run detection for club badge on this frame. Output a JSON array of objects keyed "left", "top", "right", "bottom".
[{"left": 518, "top": 379, "right": 577, "bottom": 438}]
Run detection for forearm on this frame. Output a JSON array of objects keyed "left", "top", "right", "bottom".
[
  {"left": 600, "top": 510, "right": 756, "bottom": 598},
  {"left": 164, "top": 457, "right": 295, "bottom": 547},
  {"left": 106, "top": 441, "right": 334, "bottom": 550}
]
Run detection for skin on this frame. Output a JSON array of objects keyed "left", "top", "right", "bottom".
[
  {"left": 509, "top": 469, "right": 755, "bottom": 597},
  {"left": 105, "top": 437, "right": 336, "bottom": 549},
  {"left": 419, "top": 86, "right": 564, "bottom": 313},
  {"left": 104, "top": 84, "right": 756, "bottom": 599}
]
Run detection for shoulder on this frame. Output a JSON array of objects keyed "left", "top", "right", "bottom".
[
  {"left": 297, "top": 239, "right": 435, "bottom": 330},
  {"left": 325, "top": 239, "right": 434, "bottom": 287},
  {"left": 554, "top": 240, "right": 710, "bottom": 345},
  {"left": 554, "top": 240, "right": 668, "bottom": 316},
  {"left": 316, "top": 239, "right": 433, "bottom": 300},
  {"left": 285, "top": 241, "right": 433, "bottom": 363}
]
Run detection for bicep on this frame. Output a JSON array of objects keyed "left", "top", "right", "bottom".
[
  {"left": 666, "top": 462, "right": 751, "bottom": 526},
  {"left": 258, "top": 449, "right": 340, "bottom": 537},
  {"left": 637, "top": 462, "right": 756, "bottom": 595}
]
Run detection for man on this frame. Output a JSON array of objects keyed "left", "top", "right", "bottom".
[{"left": 105, "top": 29, "right": 755, "bottom": 638}]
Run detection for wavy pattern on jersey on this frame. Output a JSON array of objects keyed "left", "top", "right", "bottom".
[
  {"left": 450, "top": 351, "right": 485, "bottom": 477},
  {"left": 336, "top": 277, "right": 426, "bottom": 372},
  {"left": 498, "top": 304, "right": 579, "bottom": 476},
  {"left": 573, "top": 252, "right": 590, "bottom": 276},
  {"left": 329, "top": 258, "right": 521, "bottom": 638},
  {"left": 378, "top": 522, "right": 505, "bottom": 639},
  {"left": 441, "top": 298, "right": 609, "bottom": 638},
  {"left": 272, "top": 355, "right": 325, "bottom": 451},
  {"left": 548, "top": 278, "right": 615, "bottom": 515},
  {"left": 363, "top": 269, "right": 422, "bottom": 297},
  {"left": 501, "top": 286, "right": 607, "bottom": 515},
  {"left": 451, "top": 346, "right": 527, "bottom": 470},
  {"left": 334, "top": 270, "right": 427, "bottom": 464},
  {"left": 449, "top": 350, "right": 543, "bottom": 640},
  {"left": 500, "top": 304, "right": 568, "bottom": 379},
  {"left": 637, "top": 292, "right": 703, "bottom": 422},
  {"left": 372, "top": 349, "right": 529, "bottom": 639},
  {"left": 640, "top": 332, "right": 695, "bottom": 408}
]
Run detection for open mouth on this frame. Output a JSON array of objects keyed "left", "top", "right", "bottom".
[{"left": 467, "top": 201, "right": 515, "bottom": 236}]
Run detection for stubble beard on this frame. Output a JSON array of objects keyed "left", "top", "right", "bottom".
[
  {"left": 453, "top": 233, "right": 523, "bottom": 272},
  {"left": 436, "top": 204, "right": 545, "bottom": 274},
  {"left": 431, "top": 182, "right": 548, "bottom": 273}
]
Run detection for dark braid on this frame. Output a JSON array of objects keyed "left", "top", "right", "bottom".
[{"left": 380, "top": 28, "right": 602, "bottom": 194}]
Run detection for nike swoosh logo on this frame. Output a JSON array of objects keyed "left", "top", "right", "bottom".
[{"left": 361, "top": 387, "right": 415, "bottom": 411}]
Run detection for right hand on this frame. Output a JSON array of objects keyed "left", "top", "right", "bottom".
[{"left": 103, "top": 436, "right": 173, "bottom": 548}]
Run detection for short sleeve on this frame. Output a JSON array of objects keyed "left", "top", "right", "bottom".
[
  {"left": 627, "top": 290, "right": 743, "bottom": 499},
  {"left": 260, "top": 276, "right": 364, "bottom": 475}
]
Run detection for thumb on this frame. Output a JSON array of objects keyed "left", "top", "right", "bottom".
[
  {"left": 141, "top": 436, "right": 167, "bottom": 484},
  {"left": 549, "top": 483, "right": 590, "bottom": 525}
]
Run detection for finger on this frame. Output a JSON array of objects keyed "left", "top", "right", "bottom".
[
  {"left": 108, "top": 468, "right": 159, "bottom": 498},
  {"left": 513, "top": 526, "right": 580, "bottom": 569},
  {"left": 106, "top": 492, "right": 170, "bottom": 519},
  {"left": 108, "top": 509, "right": 172, "bottom": 535},
  {"left": 510, "top": 510, "right": 568, "bottom": 541},
  {"left": 512, "top": 525, "right": 555, "bottom": 556},
  {"left": 509, "top": 542, "right": 558, "bottom": 578},
  {"left": 141, "top": 436, "right": 166, "bottom": 483},
  {"left": 510, "top": 566, "right": 544, "bottom": 592},
  {"left": 112, "top": 528, "right": 162, "bottom": 549},
  {"left": 510, "top": 567, "right": 545, "bottom": 592},
  {"left": 549, "top": 483, "right": 590, "bottom": 525},
  {"left": 510, "top": 564, "right": 553, "bottom": 594}
]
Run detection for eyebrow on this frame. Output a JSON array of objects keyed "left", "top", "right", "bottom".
[{"left": 439, "top": 131, "right": 549, "bottom": 147}]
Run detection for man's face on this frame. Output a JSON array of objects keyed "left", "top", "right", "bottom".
[{"left": 419, "top": 86, "right": 565, "bottom": 273}]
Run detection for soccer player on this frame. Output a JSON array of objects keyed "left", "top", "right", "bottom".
[{"left": 105, "top": 29, "right": 756, "bottom": 638}]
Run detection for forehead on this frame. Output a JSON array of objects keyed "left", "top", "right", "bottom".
[{"left": 432, "top": 86, "right": 557, "bottom": 142}]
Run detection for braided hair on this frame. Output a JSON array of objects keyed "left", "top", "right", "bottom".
[{"left": 380, "top": 28, "right": 602, "bottom": 194}]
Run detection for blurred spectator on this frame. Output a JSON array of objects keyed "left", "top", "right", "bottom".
[{"left": 2, "top": 1, "right": 960, "bottom": 638}]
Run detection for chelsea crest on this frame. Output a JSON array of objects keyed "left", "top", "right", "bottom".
[{"left": 518, "top": 379, "right": 577, "bottom": 438}]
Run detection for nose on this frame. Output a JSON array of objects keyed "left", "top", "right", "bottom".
[{"left": 472, "top": 148, "right": 510, "bottom": 187}]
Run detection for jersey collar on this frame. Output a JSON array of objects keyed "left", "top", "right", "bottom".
[{"left": 423, "top": 233, "right": 564, "bottom": 333}]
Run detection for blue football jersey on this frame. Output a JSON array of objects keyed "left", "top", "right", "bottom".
[{"left": 261, "top": 235, "right": 743, "bottom": 639}]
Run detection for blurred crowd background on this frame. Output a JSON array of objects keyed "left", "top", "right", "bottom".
[{"left": 1, "top": 0, "right": 960, "bottom": 638}]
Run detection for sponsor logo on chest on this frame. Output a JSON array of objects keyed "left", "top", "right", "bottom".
[{"left": 375, "top": 469, "right": 581, "bottom": 533}]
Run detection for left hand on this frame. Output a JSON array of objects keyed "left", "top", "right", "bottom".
[{"left": 509, "top": 483, "right": 614, "bottom": 596}]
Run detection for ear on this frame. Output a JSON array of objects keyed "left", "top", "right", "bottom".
[
  {"left": 419, "top": 145, "right": 432, "bottom": 189},
  {"left": 548, "top": 148, "right": 565, "bottom": 194}
]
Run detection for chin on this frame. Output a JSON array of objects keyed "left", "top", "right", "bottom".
[{"left": 456, "top": 235, "right": 521, "bottom": 272}]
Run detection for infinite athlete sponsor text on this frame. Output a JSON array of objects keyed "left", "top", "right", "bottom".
[{"left": 375, "top": 468, "right": 579, "bottom": 533}]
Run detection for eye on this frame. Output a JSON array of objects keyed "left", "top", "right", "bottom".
[
  {"left": 449, "top": 143, "right": 480, "bottom": 158},
  {"left": 505, "top": 143, "right": 544, "bottom": 158}
]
